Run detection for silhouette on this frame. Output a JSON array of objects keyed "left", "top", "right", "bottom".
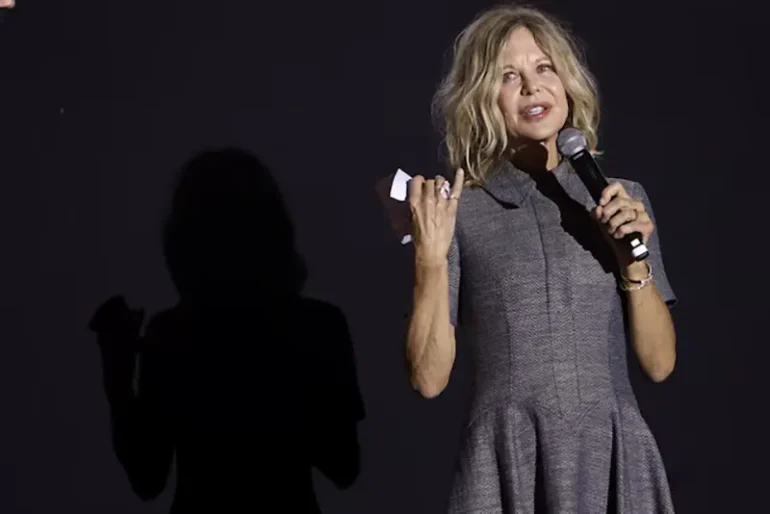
[{"left": 89, "top": 148, "right": 365, "bottom": 513}]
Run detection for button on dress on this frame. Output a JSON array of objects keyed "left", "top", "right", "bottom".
[{"left": 446, "top": 160, "right": 676, "bottom": 513}]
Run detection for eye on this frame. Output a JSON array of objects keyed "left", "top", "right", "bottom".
[
  {"left": 503, "top": 71, "right": 519, "bottom": 83},
  {"left": 537, "top": 63, "right": 554, "bottom": 73}
]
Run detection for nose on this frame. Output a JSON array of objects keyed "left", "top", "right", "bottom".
[{"left": 520, "top": 72, "right": 541, "bottom": 96}]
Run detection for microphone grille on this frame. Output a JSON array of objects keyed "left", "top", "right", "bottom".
[{"left": 556, "top": 128, "right": 588, "bottom": 157}]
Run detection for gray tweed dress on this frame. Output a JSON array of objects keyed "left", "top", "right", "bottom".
[{"left": 446, "top": 159, "right": 676, "bottom": 513}]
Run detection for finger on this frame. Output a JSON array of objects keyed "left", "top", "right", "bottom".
[
  {"left": 449, "top": 168, "right": 465, "bottom": 201},
  {"left": 613, "top": 219, "right": 652, "bottom": 239},
  {"left": 423, "top": 179, "right": 437, "bottom": 203},
  {"left": 635, "top": 210, "right": 651, "bottom": 224},
  {"left": 607, "top": 209, "right": 638, "bottom": 232},
  {"left": 600, "top": 196, "right": 634, "bottom": 222},
  {"left": 408, "top": 176, "right": 424, "bottom": 206},
  {"left": 599, "top": 182, "right": 628, "bottom": 206},
  {"left": 619, "top": 213, "right": 654, "bottom": 240},
  {"left": 435, "top": 175, "right": 448, "bottom": 206}
]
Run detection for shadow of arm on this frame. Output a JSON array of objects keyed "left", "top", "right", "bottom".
[
  {"left": 103, "top": 323, "right": 175, "bottom": 501},
  {"left": 308, "top": 307, "right": 365, "bottom": 489},
  {"left": 311, "top": 422, "right": 361, "bottom": 489}
]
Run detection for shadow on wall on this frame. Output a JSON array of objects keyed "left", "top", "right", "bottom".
[{"left": 89, "top": 147, "right": 365, "bottom": 513}]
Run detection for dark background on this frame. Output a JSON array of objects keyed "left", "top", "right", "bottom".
[{"left": 2, "top": 1, "right": 768, "bottom": 513}]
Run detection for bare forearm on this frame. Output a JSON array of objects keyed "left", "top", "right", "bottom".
[
  {"left": 624, "top": 264, "right": 676, "bottom": 382},
  {"left": 406, "top": 259, "right": 456, "bottom": 398}
]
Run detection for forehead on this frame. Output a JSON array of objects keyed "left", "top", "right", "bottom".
[{"left": 499, "top": 26, "right": 548, "bottom": 62}]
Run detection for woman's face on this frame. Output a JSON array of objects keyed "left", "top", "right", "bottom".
[{"left": 497, "top": 26, "right": 569, "bottom": 151}]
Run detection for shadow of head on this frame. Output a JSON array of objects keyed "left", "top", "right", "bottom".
[{"left": 163, "top": 148, "right": 307, "bottom": 303}]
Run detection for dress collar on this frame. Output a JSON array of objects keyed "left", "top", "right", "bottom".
[{"left": 480, "top": 159, "right": 588, "bottom": 208}]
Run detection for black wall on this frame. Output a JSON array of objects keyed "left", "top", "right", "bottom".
[{"left": 2, "top": 1, "right": 767, "bottom": 512}]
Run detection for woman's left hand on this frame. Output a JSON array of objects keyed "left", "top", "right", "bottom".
[{"left": 592, "top": 182, "right": 654, "bottom": 270}]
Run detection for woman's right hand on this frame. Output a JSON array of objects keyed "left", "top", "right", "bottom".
[{"left": 408, "top": 169, "right": 465, "bottom": 266}]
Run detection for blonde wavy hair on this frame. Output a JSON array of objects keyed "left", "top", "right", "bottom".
[{"left": 432, "top": 4, "right": 600, "bottom": 186}]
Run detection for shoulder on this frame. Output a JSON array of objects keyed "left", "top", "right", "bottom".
[
  {"left": 459, "top": 184, "right": 489, "bottom": 201},
  {"left": 454, "top": 184, "right": 496, "bottom": 226}
]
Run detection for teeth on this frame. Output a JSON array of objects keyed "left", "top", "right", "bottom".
[{"left": 525, "top": 106, "right": 545, "bottom": 115}]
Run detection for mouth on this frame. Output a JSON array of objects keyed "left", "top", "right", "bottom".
[{"left": 519, "top": 103, "right": 552, "bottom": 121}]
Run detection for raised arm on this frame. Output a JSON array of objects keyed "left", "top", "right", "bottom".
[
  {"left": 405, "top": 170, "right": 464, "bottom": 398},
  {"left": 593, "top": 182, "right": 677, "bottom": 382}
]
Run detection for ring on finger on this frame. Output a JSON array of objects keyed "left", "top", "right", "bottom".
[{"left": 439, "top": 181, "right": 451, "bottom": 199}]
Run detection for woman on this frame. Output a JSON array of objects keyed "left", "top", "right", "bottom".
[{"left": 406, "top": 5, "right": 677, "bottom": 513}]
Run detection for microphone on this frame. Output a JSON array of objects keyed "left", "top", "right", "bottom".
[{"left": 556, "top": 128, "right": 649, "bottom": 261}]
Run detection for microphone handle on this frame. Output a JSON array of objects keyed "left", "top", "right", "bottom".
[{"left": 569, "top": 150, "right": 649, "bottom": 262}]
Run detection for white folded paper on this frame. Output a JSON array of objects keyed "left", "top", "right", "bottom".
[{"left": 389, "top": 169, "right": 451, "bottom": 245}]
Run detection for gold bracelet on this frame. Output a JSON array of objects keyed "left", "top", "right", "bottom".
[{"left": 619, "top": 262, "right": 653, "bottom": 291}]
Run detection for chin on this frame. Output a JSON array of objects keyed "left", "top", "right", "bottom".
[
  {"left": 518, "top": 127, "right": 560, "bottom": 144},
  {"left": 521, "top": 123, "right": 564, "bottom": 142},
  {"left": 515, "top": 114, "right": 568, "bottom": 143}
]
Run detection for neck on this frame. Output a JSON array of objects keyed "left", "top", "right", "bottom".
[{"left": 511, "top": 137, "right": 561, "bottom": 172}]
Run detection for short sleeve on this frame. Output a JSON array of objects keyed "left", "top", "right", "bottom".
[
  {"left": 633, "top": 182, "right": 677, "bottom": 307},
  {"left": 448, "top": 233, "right": 462, "bottom": 326}
]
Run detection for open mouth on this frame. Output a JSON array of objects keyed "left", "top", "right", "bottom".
[{"left": 520, "top": 103, "right": 551, "bottom": 121}]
